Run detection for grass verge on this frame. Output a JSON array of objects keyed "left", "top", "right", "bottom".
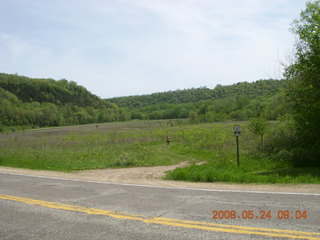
[
  {"left": 1, "top": 120, "right": 319, "bottom": 183},
  {"left": 165, "top": 160, "right": 320, "bottom": 184}
]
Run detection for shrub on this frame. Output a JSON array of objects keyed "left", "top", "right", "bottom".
[{"left": 248, "top": 118, "right": 269, "bottom": 147}]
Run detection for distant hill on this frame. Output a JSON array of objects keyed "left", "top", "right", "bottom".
[
  {"left": 109, "top": 79, "right": 285, "bottom": 108},
  {"left": 108, "top": 79, "right": 288, "bottom": 121},
  {"left": 0, "top": 73, "right": 112, "bottom": 108},
  {"left": 0, "top": 73, "right": 129, "bottom": 128},
  {"left": 0, "top": 73, "right": 288, "bottom": 129}
]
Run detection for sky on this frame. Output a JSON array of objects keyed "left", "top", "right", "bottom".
[{"left": 0, "top": 0, "right": 308, "bottom": 98}]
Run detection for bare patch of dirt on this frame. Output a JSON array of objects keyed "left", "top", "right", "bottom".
[
  {"left": 0, "top": 165, "right": 319, "bottom": 194},
  {"left": 195, "top": 161, "right": 207, "bottom": 165}
]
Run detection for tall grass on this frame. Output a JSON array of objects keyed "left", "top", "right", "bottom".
[
  {"left": 164, "top": 122, "right": 320, "bottom": 184},
  {"left": 1, "top": 120, "right": 319, "bottom": 183},
  {"left": 0, "top": 120, "right": 192, "bottom": 171}
]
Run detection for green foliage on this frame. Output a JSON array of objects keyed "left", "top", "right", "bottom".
[
  {"left": 109, "top": 80, "right": 285, "bottom": 108},
  {"left": 0, "top": 73, "right": 287, "bottom": 128},
  {"left": 248, "top": 118, "right": 269, "bottom": 147},
  {"left": 165, "top": 161, "right": 320, "bottom": 184},
  {"left": 108, "top": 79, "right": 287, "bottom": 122},
  {"left": 1, "top": 120, "right": 319, "bottom": 183},
  {"left": 0, "top": 120, "right": 194, "bottom": 171},
  {"left": 284, "top": 0, "right": 320, "bottom": 166},
  {"left": 188, "top": 111, "right": 199, "bottom": 123},
  {"left": 0, "top": 73, "right": 130, "bottom": 127},
  {"left": 0, "top": 74, "right": 110, "bottom": 108}
]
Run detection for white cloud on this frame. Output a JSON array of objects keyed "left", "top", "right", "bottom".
[{"left": 0, "top": 0, "right": 308, "bottom": 97}]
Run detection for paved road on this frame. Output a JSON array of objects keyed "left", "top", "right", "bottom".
[{"left": 0, "top": 172, "right": 319, "bottom": 240}]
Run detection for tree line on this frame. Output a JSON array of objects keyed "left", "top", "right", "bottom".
[
  {"left": 244, "top": 1, "right": 320, "bottom": 168},
  {"left": 279, "top": 0, "right": 320, "bottom": 167},
  {"left": 0, "top": 73, "right": 130, "bottom": 128},
  {"left": 0, "top": 74, "right": 288, "bottom": 128},
  {"left": 108, "top": 79, "right": 288, "bottom": 122},
  {"left": 1, "top": 73, "right": 288, "bottom": 130}
]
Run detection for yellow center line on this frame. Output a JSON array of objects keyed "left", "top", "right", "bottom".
[{"left": 1, "top": 194, "right": 319, "bottom": 240}]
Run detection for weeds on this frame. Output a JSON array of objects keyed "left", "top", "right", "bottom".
[{"left": 0, "top": 120, "right": 319, "bottom": 183}]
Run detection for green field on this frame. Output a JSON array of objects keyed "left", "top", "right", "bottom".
[{"left": 0, "top": 120, "right": 319, "bottom": 184}]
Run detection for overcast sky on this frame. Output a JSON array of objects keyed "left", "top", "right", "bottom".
[{"left": 0, "top": 0, "right": 307, "bottom": 98}]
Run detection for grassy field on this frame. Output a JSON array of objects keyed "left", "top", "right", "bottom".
[{"left": 0, "top": 120, "right": 319, "bottom": 184}]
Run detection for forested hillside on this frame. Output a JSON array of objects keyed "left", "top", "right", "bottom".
[
  {"left": 0, "top": 73, "right": 130, "bottom": 128},
  {"left": 109, "top": 79, "right": 283, "bottom": 107},
  {"left": 0, "top": 73, "right": 108, "bottom": 108},
  {"left": 108, "top": 79, "right": 288, "bottom": 122},
  {"left": 0, "top": 73, "right": 288, "bottom": 129}
]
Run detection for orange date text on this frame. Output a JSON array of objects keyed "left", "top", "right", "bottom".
[{"left": 212, "top": 210, "right": 308, "bottom": 220}]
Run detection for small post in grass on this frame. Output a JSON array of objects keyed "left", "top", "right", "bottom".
[
  {"left": 234, "top": 125, "right": 241, "bottom": 167},
  {"left": 166, "top": 135, "right": 171, "bottom": 145}
]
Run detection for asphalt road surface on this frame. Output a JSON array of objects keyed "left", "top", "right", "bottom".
[{"left": 0, "top": 172, "right": 320, "bottom": 240}]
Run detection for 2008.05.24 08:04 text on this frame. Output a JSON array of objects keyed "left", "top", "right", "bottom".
[{"left": 212, "top": 210, "right": 308, "bottom": 220}]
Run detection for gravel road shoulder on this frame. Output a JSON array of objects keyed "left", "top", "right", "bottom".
[{"left": 0, "top": 164, "right": 319, "bottom": 193}]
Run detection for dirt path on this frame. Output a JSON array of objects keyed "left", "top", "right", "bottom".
[{"left": 0, "top": 164, "right": 319, "bottom": 194}]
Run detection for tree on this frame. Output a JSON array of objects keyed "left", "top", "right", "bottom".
[
  {"left": 249, "top": 118, "right": 269, "bottom": 147},
  {"left": 285, "top": 0, "right": 320, "bottom": 166},
  {"left": 188, "top": 111, "right": 199, "bottom": 123}
]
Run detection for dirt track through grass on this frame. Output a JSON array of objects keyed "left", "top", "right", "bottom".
[{"left": 1, "top": 120, "right": 320, "bottom": 184}]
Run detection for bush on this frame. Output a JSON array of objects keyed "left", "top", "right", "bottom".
[
  {"left": 248, "top": 118, "right": 269, "bottom": 147},
  {"left": 261, "top": 116, "right": 320, "bottom": 167},
  {"left": 262, "top": 118, "right": 296, "bottom": 163},
  {"left": 291, "top": 146, "right": 320, "bottom": 167}
]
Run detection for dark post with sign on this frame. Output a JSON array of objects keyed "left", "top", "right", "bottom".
[{"left": 234, "top": 125, "right": 241, "bottom": 166}]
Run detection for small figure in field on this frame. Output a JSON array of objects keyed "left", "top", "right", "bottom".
[{"left": 166, "top": 136, "right": 171, "bottom": 145}]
